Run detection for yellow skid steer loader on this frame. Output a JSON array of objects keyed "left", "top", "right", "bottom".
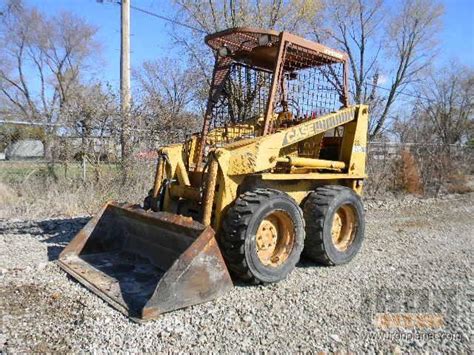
[{"left": 58, "top": 28, "right": 369, "bottom": 321}]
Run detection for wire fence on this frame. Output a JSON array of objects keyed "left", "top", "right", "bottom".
[{"left": 366, "top": 142, "right": 473, "bottom": 196}]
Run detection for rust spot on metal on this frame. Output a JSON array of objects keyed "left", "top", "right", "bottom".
[
  {"left": 201, "top": 158, "right": 219, "bottom": 226},
  {"left": 57, "top": 202, "right": 233, "bottom": 321}
]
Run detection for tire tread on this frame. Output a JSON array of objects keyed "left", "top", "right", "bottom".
[
  {"left": 221, "top": 188, "right": 304, "bottom": 284},
  {"left": 303, "top": 185, "right": 362, "bottom": 266}
]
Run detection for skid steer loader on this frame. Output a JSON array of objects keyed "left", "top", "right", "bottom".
[{"left": 58, "top": 27, "right": 369, "bottom": 321}]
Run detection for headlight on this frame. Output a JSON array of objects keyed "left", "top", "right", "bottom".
[
  {"left": 218, "top": 46, "right": 231, "bottom": 57},
  {"left": 258, "top": 34, "right": 271, "bottom": 46}
]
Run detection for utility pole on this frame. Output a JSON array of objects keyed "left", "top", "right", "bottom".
[{"left": 120, "top": 0, "right": 131, "bottom": 181}]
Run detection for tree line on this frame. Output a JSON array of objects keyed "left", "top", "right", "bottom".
[{"left": 0, "top": 0, "right": 472, "bottom": 188}]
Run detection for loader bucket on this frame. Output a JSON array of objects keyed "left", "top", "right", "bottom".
[{"left": 57, "top": 202, "right": 233, "bottom": 321}]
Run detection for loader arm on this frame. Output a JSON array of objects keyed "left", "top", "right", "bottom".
[
  {"left": 149, "top": 104, "right": 368, "bottom": 232},
  {"left": 222, "top": 105, "right": 368, "bottom": 176}
]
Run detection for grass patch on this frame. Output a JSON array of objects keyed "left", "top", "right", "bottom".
[{"left": 0, "top": 160, "right": 154, "bottom": 219}]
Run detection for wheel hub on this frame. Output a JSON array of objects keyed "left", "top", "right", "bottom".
[
  {"left": 256, "top": 211, "right": 295, "bottom": 267},
  {"left": 256, "top": 220, "right": 277, "bottom": 250},
  {"left": 331, "top": 204, "right": 357, "bottom": 251}
]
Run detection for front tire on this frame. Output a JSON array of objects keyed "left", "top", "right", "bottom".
[
  {"left": 221, "top": 189, "right": 305, "bottom": 284},
  {"left": 303, "top": 185, "right": 365, "bottom": 265}
]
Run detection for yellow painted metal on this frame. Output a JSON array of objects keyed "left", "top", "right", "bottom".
[
  {"left": 206, "top": 124, "right": 257, "bottom": 146},
  {"left": 176, "top": 159, "right": 191, "bottom": 186},
  {"left": 255, "top": 211, "right": 295, "bottom": 267},
  {"left": 169, "top": 185, "right": 201, "bottom": 201},
  {"left": 63, "top": 28, "right": 372, "bottom": 320},
  {"left": 276, "top": 156, "right": 346, "bottom": 170},
  {"left": 260, "top": 173, "right": 366, "bottom": 181},
  {"left": 340, "top": 106, "right": 369, "bottom": 177},
  {"left": 211, "top": 149, "right": 242, "bottom": 233},
  {"left": 331, "top": 204, "right": 357, "bottom": 251},
  {"left": 202, "top": 158, "right": 219, "bottom": 226},
  {"left": 152, "top": 157, "right": 164, "bottom": 198},
  {"left": 155, "top": 104, "right": 369, "bottom": 232},
  {"left": 226, "top": 106, "right": 358, "bottom": 175}
]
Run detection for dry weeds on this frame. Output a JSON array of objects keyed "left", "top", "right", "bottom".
[{"left": 0, "top": 161, "right": 154, "bottom": 219}]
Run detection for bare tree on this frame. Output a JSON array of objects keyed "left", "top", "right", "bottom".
[
  {"left": 170, "top": 0, "right": 444, "bottom": 140},
  {"left": 171, "top": 0, "right": 322, "bottom": 93},
  {"left": 0, "top": 0, "right": 100, "bottom": 159},
  {"left": 313, "top": 0, "right": 384, "bottom": 102},
  {"left": 416, "top": 67, "right": 474, "bottom": 146},
  {"left": 389, "top": 65, "right": 473, "bottom": 195},
  {"left": 134, "top": 58, "right": 201, "bottom": 145},
  {"left": 63, "top": 83, "right": 118, "bottom": 153},
  {"left": 393, "top": 66, "right": 474, "bottom": 145},
  {"left": 312, "top": 0, "right": 444, "bottom": 139},
  {"left": 60, "top": 82, "right": 118, "bottom": 181},
  {"left": 174, "top": 0, "right": 319, "bottom": 34}
]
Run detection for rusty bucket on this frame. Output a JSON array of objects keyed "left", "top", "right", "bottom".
[{"left": 57, "top": 202, "right": 233, "bottom": 321}]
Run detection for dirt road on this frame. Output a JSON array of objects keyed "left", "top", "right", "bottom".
[{"left": 1, "top": 193, "right": 472, "bottom": 352}]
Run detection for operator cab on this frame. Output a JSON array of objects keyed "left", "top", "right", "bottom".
[{"left": 190, "top": 27, "right": 350, "bottom": 167}]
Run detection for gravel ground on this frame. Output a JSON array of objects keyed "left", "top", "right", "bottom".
[{"left": 0, "top": 193, "right": 473, "bottom": 353}]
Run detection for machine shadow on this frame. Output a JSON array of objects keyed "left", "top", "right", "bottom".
[
  {"left": 25, "top": 216, "right": 321, "bottom": 309},
  {"left": 77, "top": 250, "right": 164, "bottom": 318},
  {"left": 7, "top": 217, "right": 91, "bottom": 261},
  {"left": 29, "top": 216, "right": 161, "bottom": 316}
]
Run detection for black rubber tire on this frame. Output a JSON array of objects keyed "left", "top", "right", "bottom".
[
  {"left": 303, "top": 185, "right": 365, "bottom": 265},
  {"left": 143, "top": 194, "right": 152, "bottom": 210},
  {"left": 221, "top": 188, "right": 305, "bottom": 284}
]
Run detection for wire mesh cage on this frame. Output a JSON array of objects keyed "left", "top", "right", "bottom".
[
  {"left": 273, "top": 44, "right": 346, "bottom": 123},
  {"left": 206, "top": 63, "right": 273, "bottom": 147},
  {"left": 201, "top": 29, "right": 348, "bottom": 158}
]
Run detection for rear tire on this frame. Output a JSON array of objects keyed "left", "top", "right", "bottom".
[
  {"left": 303, "top": 185, "right": 365, "bottom": 265},
  {"left": 221, "top": 189, "right": 305, "bottom": 284}
]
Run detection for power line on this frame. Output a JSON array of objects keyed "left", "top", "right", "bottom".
[
  {"left": 112, "top": 1, "right": 207, "bottom": 34},
  {"left": 349, "top": 78, "right": 433, "bottom": 102}
]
